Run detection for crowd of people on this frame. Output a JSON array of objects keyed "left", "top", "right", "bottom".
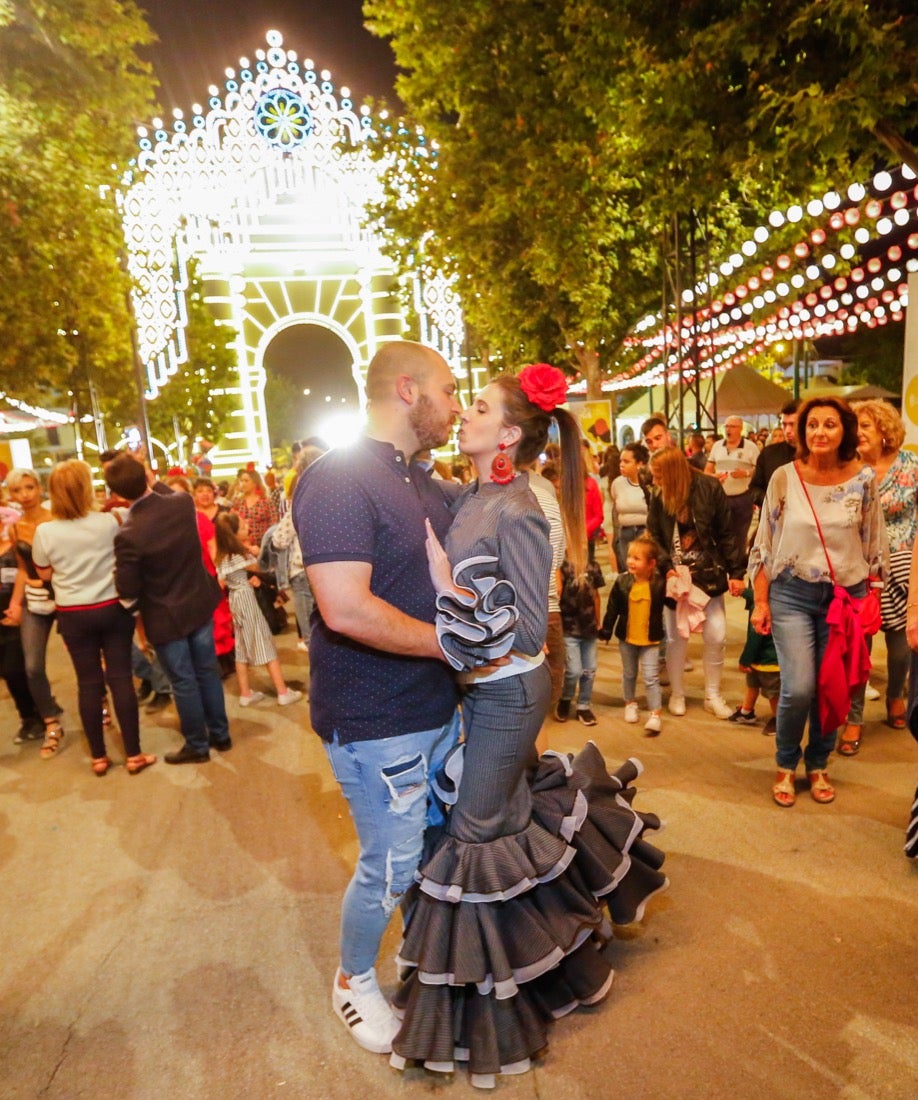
[
  {"left": 1, "top": 455, "right": 313, "bottom": 771},
  {"left": 2, "top": 341, "right": 917, "bottom": 1087}
]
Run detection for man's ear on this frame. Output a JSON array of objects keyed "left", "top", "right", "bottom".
[{"left": 395, "top": 373, "right": 417, "bottom": 405}]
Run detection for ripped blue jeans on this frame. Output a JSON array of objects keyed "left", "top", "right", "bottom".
[{"left": 324, "top": 711, "right": 460, "bottom": 976}]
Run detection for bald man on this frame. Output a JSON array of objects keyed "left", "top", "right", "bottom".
[
  {"left": 293, "top": 341, "right": 463, "bottom": 1056},
  {"left": 705, "top": 416, "right": 760, "bottom": 554}
]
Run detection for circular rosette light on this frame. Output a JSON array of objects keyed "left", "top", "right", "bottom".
[{"left": 254, "top": 88, "right": 313, "bottom": 149}]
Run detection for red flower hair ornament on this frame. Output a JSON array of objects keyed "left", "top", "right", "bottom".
[{"left": 518, "top": 363, "right": 568, "bottom": 413}]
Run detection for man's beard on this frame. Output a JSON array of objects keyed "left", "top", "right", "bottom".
[{"left": 409, "top": 393, "right": 453, "bottom": 450}]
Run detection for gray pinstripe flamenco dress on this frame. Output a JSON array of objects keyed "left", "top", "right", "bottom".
[{"left": 390, "top": 476, "right": 668, "bottom": 1088}]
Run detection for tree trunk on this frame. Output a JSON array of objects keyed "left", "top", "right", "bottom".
[
  {"left": 872, "top": 121, "right": 918, "bottom": 177},
  {"left": 573, "top": 344, "right": 602, "bottom": 399}
]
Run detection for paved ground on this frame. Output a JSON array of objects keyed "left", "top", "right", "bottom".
[{"left": 2, "top": 589, "right": 916, "bottom": 1099}]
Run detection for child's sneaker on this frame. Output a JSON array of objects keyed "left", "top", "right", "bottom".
[
  {"left": 624, "top": 702, "right": 639, "bottom": 724},
  {"left": 554, "top": 699, "right": 571, "bottom": 722},
  {"left": 728, "top": 707, "right": 758, "bottom": 725},
  {"left": 277, "top": 689, "right": 303, "bottom": 706},
  {"left": 240, "top": 691, "right": 265, "bottom": 707},
  {"left": 644, "top": 713, "right": 662, "bottom": 736},
  {"left": 577, "top": 707, "right": 597, "bottom": 726},
  {"left": 668, "top": 695, "right": 686, "bottom": 716},
  {"left": 763, "top": 717, "right": 777, "bottom": 735}
]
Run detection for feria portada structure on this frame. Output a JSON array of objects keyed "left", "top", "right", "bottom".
[{"left": 118, "top": 30, "right": 464, "bottom": 470}]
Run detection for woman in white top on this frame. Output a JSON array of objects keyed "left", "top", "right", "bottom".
[
  {"left": 32, "top": 461, "right": 155, "bottom": 776},
  {"left": 609, "top": 442, "right": 649, "bottom": 570},
  {"left": 749, "top": 398, "right": 886, "bottom": 808}
]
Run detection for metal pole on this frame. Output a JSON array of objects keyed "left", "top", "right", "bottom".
[{"left": 792, "top": 339, "right": 801, "bottom": 399}]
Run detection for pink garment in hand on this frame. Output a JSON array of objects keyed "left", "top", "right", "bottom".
[{"left": 665, "top": 565, "right": 710, "bottom": 639}]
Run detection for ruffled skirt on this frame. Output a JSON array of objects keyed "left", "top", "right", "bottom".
[{"left": 390, "top": 741, "right": 668, "bottom": 1087}]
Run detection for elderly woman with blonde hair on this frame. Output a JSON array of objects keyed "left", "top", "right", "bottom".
[{"left": 838, "top": 399, "right": 918, "bottom": 753}]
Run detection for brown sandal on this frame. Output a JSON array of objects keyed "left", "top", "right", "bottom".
[
  {"left": 808, "top": 769, "right": 836, "bottom": 804},
  {"left": 91, "top": 756, "right": 111, "bottom": 777},
  {"left": 40, "top": 723, "right": 64, "bottom": 759},
  {"left": 126, "top": 753, "right": 157, "bottom": 775},
  {"left": 837, "top": 724, "right": 861, "bottom": 756},
  {"left": 772, "top": 769, "right": 796, "bottom": 807},
  {"left": 886, "top": 699, "right": 906, "bottom": 729}
]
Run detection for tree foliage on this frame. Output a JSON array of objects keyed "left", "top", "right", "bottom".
[
  {"left": 0, "top": 1, "right": 158, "bottom": 423},
  {"left": 363, "top": 0, "right": 917, "bottom": 393}
]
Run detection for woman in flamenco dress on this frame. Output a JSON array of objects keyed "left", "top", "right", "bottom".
[{"left": 390, "top": 364, "right": 668, "bottom": 1088}]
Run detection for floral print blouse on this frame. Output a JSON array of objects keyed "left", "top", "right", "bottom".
[
  {"left": 876, "top": 449, "right": 918, "bottom": 553},
  {"left": 748, "top": 463, "right": 888, "bottom": 588}
]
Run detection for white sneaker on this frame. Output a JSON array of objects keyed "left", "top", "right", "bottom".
[
  {"left": 277, "top": 688, "right": 303, "bottom": 706},
  {"left": 864, "top": 683, "right": 880, "bottom": 701},
  {"left": 296, "top": 639, "right": 308, "bottom": 652},
  {"left": 668, "top": 695, "right": 686, "bottom": 716},
  {"left": 704, "top": 695, "right": 733, "bottom": 720},
  {"left": 624, "top": 702, "right": 639, "bottom": 723},
  {"left": 332, "top": 967, "right": 400, "bottom": 1054},
  {"left": 644, "top": 713, "right": 662, "bottom": 735},
  {"left": 240, "top": 691, "right": 265, "bottom": 707}
]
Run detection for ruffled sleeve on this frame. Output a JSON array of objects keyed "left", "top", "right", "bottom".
[{"left": 435, "top": 555, "right": 520, "bottom": 671}]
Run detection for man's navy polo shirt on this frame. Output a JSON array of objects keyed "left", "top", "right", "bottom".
[{"left": 293, "top": 436, "right": 458, "bottom": 743}]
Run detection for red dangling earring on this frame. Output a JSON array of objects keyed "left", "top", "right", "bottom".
[{"left": 490, "top": 442, "right": 514, "bottom": 484}]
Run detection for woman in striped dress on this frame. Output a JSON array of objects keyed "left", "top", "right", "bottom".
[
  {"left": 389, "top": 365, "right": 667, "bottom": 1088},
  {"left": 214, "top": 513, "right": 302, "bottom": 708}
]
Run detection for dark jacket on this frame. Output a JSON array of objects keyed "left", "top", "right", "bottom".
[
  {"left": 599, "top": 570, "right": 666, "bottom": 643},
  {"left": 113, "top": 490, "right": 222, "bottom": 645},
  {"left": 749, "top": 441, "right": 795, "bottom": 505},
  {"left": 646, "top": 472, "right": 745, "bottom": 591}
]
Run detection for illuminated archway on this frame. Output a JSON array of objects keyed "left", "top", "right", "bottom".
[
  {"left": 261, "top": 318, "right": 359, "bottom": 444},
  {"left": 118, "top": 30, "right": 464, "bottom": 470}
]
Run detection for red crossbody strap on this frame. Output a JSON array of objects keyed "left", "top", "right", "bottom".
[{"left": 794, "top": 461, "right": 836, "bottom": 584}]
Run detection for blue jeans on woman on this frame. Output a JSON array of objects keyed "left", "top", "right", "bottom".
[
  {"left": 770, "top": 573, "right": 866, "bottom": 771},
  {"left": 20, "top": 608, "right": 61, "bottom": 720}
]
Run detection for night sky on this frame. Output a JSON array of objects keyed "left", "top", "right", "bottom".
[{"left": 141, "top": 0, "right": 398, "bottom": 112}]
